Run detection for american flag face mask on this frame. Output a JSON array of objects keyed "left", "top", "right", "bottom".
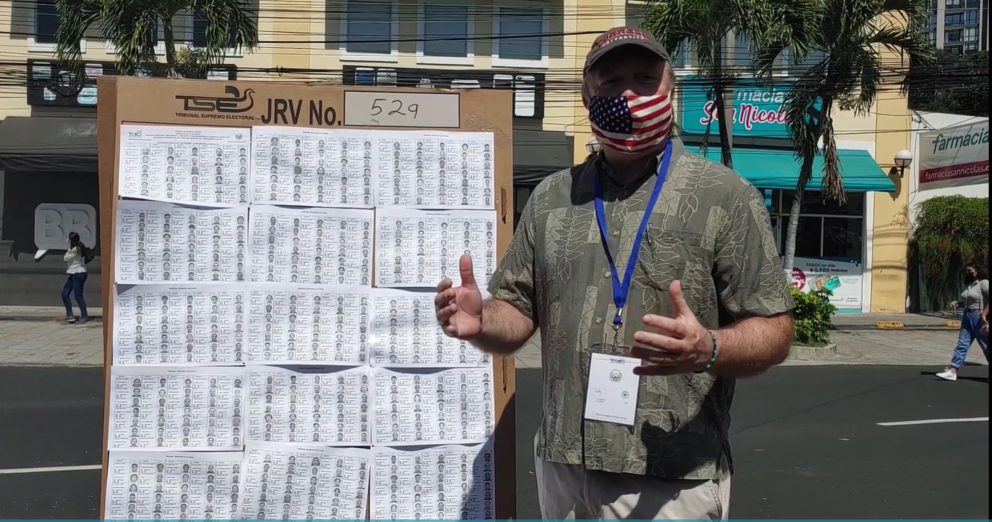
[{"left": 589, "top": 94, "right": 674, "bottom": 154}]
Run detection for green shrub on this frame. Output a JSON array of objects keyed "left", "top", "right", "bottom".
[
  {"left": 910, "top": 196, "right": 989, "bottom": 312},
  {"left": 791, "top": 287, "right": 836, "bottom": 347}
]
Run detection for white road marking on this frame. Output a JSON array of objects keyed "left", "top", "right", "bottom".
[
  {"left": 878, "top": 417, "right": 989, "bottom": 427},
  {"left": 0, "top": 464, "right": 101, "bottom": 475}
]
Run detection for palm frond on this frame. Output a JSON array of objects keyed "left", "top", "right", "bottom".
[{"left": 55, "top": 0, "right": 102, "bottom": 76}]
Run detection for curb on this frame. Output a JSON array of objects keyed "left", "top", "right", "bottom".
[
  {"left": 787, "top": 343, "right": 838, "bottom": 362},
  {"left": 0, "top": 316, "right": 104, "bottom": 323}
]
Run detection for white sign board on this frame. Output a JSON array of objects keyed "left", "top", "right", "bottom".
[
  {"left": 919, "top": 121, "right": 989, "bottom": 190},
  {"left": 789, "top": 257, "right": 863, "bottom": 312},
  {"left": 34, "top": 203, "right": 98, "bottom": 251}
]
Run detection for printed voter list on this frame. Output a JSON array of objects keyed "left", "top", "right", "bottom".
[
  {"left": 239, "top": 442, "right": 371, "bottom": 520},
  {"left": 119, "top": 124, "right": 251, "bottom": 206},
  {"left": 375, "top": 208, "right": 497, "bottom": 288},
  {"left": 108, "top": 366, "right": 247, "bottom": 451},
  {"left": 245, "top": 285, "right": 370, "bottom": 365},
  {"left": 248, "top": 205, "right": 373, "bottom": 286},
  {"left": 250, "top": 127, "right": 376, "bottom": 208},
  {"left": 370, "top": 289, "right": 491, "bottom": 367},
  {"left": 247, "top": 366, "right": 371, "bottom": 445},
  {"left": 371, "top": 443, "right": 495, "bottom": 520},
  {"left": 115, "top": 201, "right": 249, "bottom": 284},
  {"left": 113, "top": 284, "right": 247, "bottom": 365},
  {"left": 374, "top": 131, "right": 495, "bottom": 209},
  {"left": 105, "top": 451, "right": 243, "bottom": 520}
]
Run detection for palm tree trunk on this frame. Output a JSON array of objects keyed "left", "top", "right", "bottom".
[
  {"left": 783, "top": 154, "right": 814, "bottom": 273},
  {"left": 711, "top": 40, "right": 734, "bottom": 169},
  {"left": 714, "top": 87, "right": 734, "bottom": 169},
  {"left": 163, "top": 17, "right": 177, "bottom": 75}
]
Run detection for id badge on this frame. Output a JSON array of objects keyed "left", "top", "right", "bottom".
[{"left": 584, "top": 351, "right": 640, "bottom": 426}]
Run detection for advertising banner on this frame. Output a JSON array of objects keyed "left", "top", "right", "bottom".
[
  {"left": 678, "top": 78, "right": 821, "bottom": 138},
  {"left": 918, "top": 121, "right": 989, "bottom": 190},
  {"left": 790, "top": 257, "right": 863, "bottom": 312}
]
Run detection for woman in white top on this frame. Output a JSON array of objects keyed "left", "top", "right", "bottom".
[
  {"left": 62, "top": 232, "right": 91, "bottom": 324},
  {"left": 937, "top": 262, "right": 989, "bottom": 381}
]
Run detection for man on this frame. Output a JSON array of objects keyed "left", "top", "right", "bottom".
[{"left": 435, "top": 27, "right": 794, "bottom": 520}]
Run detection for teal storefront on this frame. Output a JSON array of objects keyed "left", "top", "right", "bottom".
[{"left": 678, "top": 78, "right": 897, "bottom": 313}]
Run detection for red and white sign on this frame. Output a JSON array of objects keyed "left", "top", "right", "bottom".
[{"left": 919, "top": 121, "right": 989, "bottom": 190}]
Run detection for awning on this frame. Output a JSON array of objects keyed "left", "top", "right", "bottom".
[
  {"left": 684, "top": 145, "right": 897, "bottom": 193},
  {"left": 0, "top": 116, "right": 98, "bottom": 172},
  {"left": 513, "top": 130, "right": 574, "bottom": 185}
]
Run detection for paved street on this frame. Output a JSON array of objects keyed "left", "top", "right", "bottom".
[{"left": 0, "top": 365, "right": 988, "bottom": 519}]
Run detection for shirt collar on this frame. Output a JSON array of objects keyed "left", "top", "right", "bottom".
[{"left": 592, "top": 145, "right": 666, "bottom": 196}]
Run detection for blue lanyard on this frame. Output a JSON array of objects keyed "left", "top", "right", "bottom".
[{"left": 593, "top": 140, "right": 672, "bottom": 328}]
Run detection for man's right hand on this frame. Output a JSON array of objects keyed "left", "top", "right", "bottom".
[{"left": 435, "top": 255, "right": 484, "bottom": 340}]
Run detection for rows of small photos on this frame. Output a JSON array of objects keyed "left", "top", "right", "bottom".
[{"left": 106, "top": 124, "right": 498, "bottom": 520}]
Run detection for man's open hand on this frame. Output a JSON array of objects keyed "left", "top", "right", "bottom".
[
  {"left": 630, "top": 280, "right": 714, "bottom": 376},
  {"left": 435, "top": 255, "right": 484, "bottom": 341}
]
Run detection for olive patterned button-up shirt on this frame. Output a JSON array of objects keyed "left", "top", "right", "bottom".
[{"left": 488, "top": 138, "right": 794, "bottom": 480}]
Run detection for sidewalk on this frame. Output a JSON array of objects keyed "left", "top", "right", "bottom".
[
  {"left": 0, "top": 308, "right": 985, "bottom": 368},
  {"left": 0, "top": 306, "right": 104, "bottom": 322}
]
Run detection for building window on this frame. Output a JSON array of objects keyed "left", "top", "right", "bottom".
[
  {"left": 774, "top": 190, "right": 866, "bottom": 262},
  {"left": 965, "top": 0, "right": 980, "bottom": 7},
  {"left": 945, "top": 12, "right": 964, "bottom": 25},
  {"left": 963, "top": 27, "right": 978, "bottom": 41},
  {"left": 35, "top": 0, "right": 59, "bottom": 44},
  {"left": 192, "top": 14, "right": 239, "bottom": 49},
  {"left": 964, "top": 9, "right": 978, "bottom": 25},
  {"left": 493, "top": 6, "right": 549, "bottom": 67},
  {"left": 945, "top": 0, "right": 962, "bottom": 8},
  {"left": 342, "top": 0, "right": 398, "bottom": 59},
  {"left": 29, "top": 0, "right": 83, "bottom": 52},
  {"left": 418, "top": 0, "right": 474, "bottom": 65},
  {"left": 945, "top": 29, "right": 962, "bottom": 42}
]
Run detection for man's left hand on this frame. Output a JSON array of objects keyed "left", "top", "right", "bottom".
[{"left": 631, "top": 280, "right": 714, "bottom": 376}]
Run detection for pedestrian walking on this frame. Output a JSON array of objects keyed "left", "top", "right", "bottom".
[
  {"left": 435, "top": 27, "right": 795, "bottom": 520},
  {"left": 62, "top": 232, "right": 92, "bottom": 325},
  {"left": 937, "top": 262, "right": 989, "bottom": 381}
]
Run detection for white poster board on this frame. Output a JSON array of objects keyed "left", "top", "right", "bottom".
[{"left": 790, "top": 257, "right": 864, "bottom": 312}]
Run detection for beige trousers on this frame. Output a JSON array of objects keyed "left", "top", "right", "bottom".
[{"left": 534, "top": 433, "right": 731, "bottom": 520}]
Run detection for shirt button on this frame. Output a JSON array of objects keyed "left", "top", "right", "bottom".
[
  {"left": 604, "top": 272, "right": 611, "bottom": 279},
  {"left": 612, "top": 231, "right": 620, "bottom": 237},
  {"left": 595, "top": 318, "right": 603, "bottom": 325}
]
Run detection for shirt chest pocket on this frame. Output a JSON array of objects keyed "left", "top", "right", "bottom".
[{"left": 635, "top": 227, "right": 713, "bottom": 292}]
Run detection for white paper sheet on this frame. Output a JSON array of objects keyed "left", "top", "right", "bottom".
[
  {"left": 108, "top": 366, "right": 247, "bottom": 451},
  {"left": 105, "top": 451, "right": 244, "bottom": 520},
  {"left": 372, "top": 368, "right": 495, "bottom": 446},
  {"left": 116, "top": 201, "right": 249, "bottom": 284},
  {"left": 248, "top": 206, "right": 373, "bottom": 286},
  {"left": 113, "top": 284, "right": 247, "bottom": 366},
  {"left": 250, "top": 127, "right": 376, "bottom": 208},
  {"left": 371, "top": 443, "right": 495, "bottom": 520},
  {"left": 239, "top": 442, "right": 371, "bottom": 520},
  {"left": 370, "top": 289, "right": 491, "bottom": 368},
  {"left": 245, "top": 285, "right": 370, "bottom": 365},
  {"left": 374, "top": 131, "right": 495, "bottom": 209},
  {"left": 374, "top": 208, "right": 497, "bottom": 288},
  {"left": 119, "top": 124, "right": 252, "bottom": 206},
  {"left": 246, "top": 365, "right": 371, "bottom": 446}
]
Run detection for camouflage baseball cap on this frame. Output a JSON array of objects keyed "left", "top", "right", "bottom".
[{"left": 584, "top": 27, "right": 671, "bottom": 74}]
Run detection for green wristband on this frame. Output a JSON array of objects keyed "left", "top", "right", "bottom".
[{"left": 696, "top": 330, "right": 718, "bottom": 374}]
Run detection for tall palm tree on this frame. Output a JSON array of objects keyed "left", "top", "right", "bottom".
[
  {"left": 754, "top": 0, "right": 934, "bottom": 273},
  {"left": 641, "top": 0, "right": 818, "bottom": 168},
  {"left": 54, "top": 0, "right": 257, "bottom": 79}
]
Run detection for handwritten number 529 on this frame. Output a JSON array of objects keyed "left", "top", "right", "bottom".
[{"left": 370, "top": 98, "right": 419, "bottom": 119}]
